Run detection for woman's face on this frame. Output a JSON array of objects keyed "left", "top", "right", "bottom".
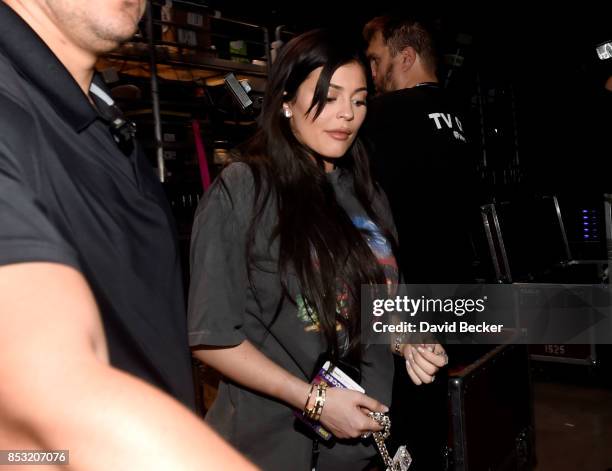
[{"left": 284, "top": 61, "right": 368, "bottom": 170}]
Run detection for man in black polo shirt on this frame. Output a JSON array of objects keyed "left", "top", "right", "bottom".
[
  {"left": 363, "top": 16, "right": 479, "bottom": 471},
  {"left": 0, "top": 1, "right": 254, "bottom": 469}
]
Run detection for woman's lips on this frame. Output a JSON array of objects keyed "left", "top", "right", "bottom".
[{"left": 325, "top": 130, "right": 351, "bottom": 141}]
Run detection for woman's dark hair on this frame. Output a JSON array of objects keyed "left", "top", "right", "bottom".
[{"left": 233, "top": 29, "right": 396, "bottom": 362}]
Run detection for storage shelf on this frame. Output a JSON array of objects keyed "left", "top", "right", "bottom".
[
  {"left": 100, "top": 44, "right": 267, "bottom": 82},
  {"left": 94, "top": 1, "right": 270, "bottom": 185}
]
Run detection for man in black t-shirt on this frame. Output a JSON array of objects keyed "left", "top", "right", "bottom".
[
  {"left": 364, "top": 16, "right": 476, "bottom": 284},
  {"left": 363, "top": 16, "right": 479, "bottom": 470}
]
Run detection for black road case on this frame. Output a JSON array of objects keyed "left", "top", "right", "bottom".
[{"left": 445, "top": 344, "right": 535, "bottom": 471}]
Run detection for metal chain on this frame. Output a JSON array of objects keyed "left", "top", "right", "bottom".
[{"left": 368, "top": 411, "right": 394, "bottom": 470}]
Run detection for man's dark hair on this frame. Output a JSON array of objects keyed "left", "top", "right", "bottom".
[{"left": 363, "top": 16, "right": 437, "bottom": 72}]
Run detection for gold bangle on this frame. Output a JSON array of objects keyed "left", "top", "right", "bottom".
[
  {"left": 310, "top": 382, "right": 327, "bottom": 421},
  {"left": 318, "top": 382, "right": 327, "bottom": 420},
  {"left": 307, "top": 384, "right": 321, "bottom": 420},
  {"left": 307, "top": 383, "right": 322, "bottom": 420},
  {"left": 303, "top": 382, "right": 316, "bottom": 417}
]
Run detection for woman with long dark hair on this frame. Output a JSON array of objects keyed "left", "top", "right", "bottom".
[{"left": 188, "top": 29, "right": 446, "bottom": 470}]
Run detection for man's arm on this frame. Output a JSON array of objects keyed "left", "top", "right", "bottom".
[{"left": 0, "top": 262, "right": 257, "bottom": 471}]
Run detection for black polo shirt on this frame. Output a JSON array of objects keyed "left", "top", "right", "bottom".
[{"left": 0, "top": 2, "right": 195, "bottom": 408}]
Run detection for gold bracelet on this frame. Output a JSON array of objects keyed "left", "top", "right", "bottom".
[
  {"left": 303, "top": 383, "right": 316, "bottom": 417},
  {"left": 310, "top": 382, "right": 328, "bottom": 421},
  {"left": 306, "top": 383, "right": 327, "bottom": 421},
  {"left": 307, "top": 384, "right": 321, "bottom": 420}
]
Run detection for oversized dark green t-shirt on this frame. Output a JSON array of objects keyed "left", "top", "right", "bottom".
[{"left": 188, "top": 162, "right": 397, "bottom": 471}]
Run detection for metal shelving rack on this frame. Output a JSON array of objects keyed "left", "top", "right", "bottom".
[{"left": 97, "top": 0, "right": 270, "bottom": 182}]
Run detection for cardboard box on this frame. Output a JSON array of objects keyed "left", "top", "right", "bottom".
[{"left": 161, "top": 1, "right": 212, "bottom": 52}]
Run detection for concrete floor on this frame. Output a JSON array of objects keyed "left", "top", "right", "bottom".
[{"left": 533, "top": 380, "right": 612, "bottom": 470}]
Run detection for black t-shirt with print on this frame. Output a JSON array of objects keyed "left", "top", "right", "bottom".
[
  {"left": 188, "top": 162, "right": 397, "bottom": 471},
  {"left": 364, "top": 84, "right": 479, "bottom": 283}
]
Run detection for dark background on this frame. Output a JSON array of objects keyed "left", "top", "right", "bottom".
[
  {"left": 134, "top": 1, "right": 611, "bottom": 281},
  {"left": 206, "top": 1, "right": 612, "bottom": 199}
]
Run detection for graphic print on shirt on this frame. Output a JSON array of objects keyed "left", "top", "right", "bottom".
[
  {"left": 296, "top": 215, "right": 398, "bottom": 332},
  {"left": 352, "top": 215, "right": 398, "bottom": 284},
  {"left": 427, "top": 112, "right": 466, "bottom": 142}
]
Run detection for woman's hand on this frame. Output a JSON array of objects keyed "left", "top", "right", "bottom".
[
  {"left": 402, "top": 343, "right": 448, "bottom": 385},
  {"left": 318, "top": 387, "right": 389, "bottom": 439}
]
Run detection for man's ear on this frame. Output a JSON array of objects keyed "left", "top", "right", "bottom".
[{"left": 400, "top": 47, "right": 417, "bottom": 71}]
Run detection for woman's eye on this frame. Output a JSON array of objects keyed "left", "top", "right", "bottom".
[
  {"left": 353, "top": 99, "right": 367, "bottom": 107},
  {"left": 325, "top": 97, "right": 337, "bottom": 102}
]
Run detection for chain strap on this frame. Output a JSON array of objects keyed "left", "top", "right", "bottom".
[
  {"left": 368, "top": 412, "right": 412, "bottom": 471},
  {"left": 369, "top": 412, "right": 393, "bottom": 469}
]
